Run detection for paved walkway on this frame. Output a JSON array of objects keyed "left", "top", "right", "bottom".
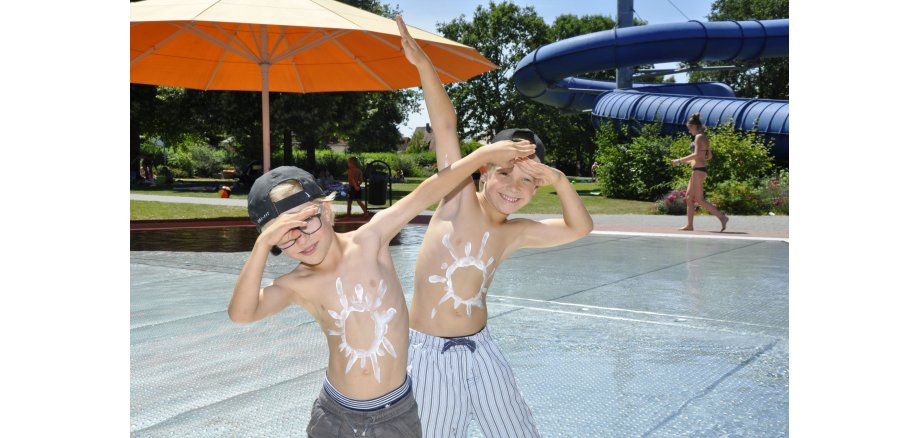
[{"left": 130, "top": 194, "right": 788, "bottom": 240}]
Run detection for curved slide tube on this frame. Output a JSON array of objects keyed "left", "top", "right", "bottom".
[{"left": 512, "top": 19, "right": 789, "bottom": 159}]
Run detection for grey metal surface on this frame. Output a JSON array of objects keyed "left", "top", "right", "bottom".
[{"left": 130, "top": 228, "right": 788, "bottom": 437}]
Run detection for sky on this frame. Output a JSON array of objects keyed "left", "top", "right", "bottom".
[{"left": 392, "top": 0, "right": 718, "bottom": 135}]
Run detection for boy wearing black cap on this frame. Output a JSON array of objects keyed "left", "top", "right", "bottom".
[
  {"left": 398, "top": 17, "right": 594, "bottom": 438},
  {"left": 228, "top": 149, "right": 534, "bottom": 435}
]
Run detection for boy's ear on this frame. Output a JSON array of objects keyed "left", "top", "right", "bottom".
[
  {"left": 318, "top": 194, "right": 336, "bottom": 223},
  {"left": 478, "top": 165, "right": 488, "bottom": 175}
]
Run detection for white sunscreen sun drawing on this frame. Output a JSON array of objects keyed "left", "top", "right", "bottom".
[
  {"left": 428, "top": 232, "right": 496, "bottom": 318},
  {"left": 326, "top": 277, "right": 398, "bottom": 383}
]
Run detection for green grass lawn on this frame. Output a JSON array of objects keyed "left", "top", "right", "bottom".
[
  {"left": 131, "top": 179, "right": 656, "bottom": 220},
  {"left": 130, "top": 186, "right": 235, "bottom": 199},
  {"left": 131, "top": 200, "right": 249, "bottom": 220},
  {"left": 518, "top": 181, "right": 657, "bottom": 215}
]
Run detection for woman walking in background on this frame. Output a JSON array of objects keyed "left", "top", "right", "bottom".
[{"left": 671, "top": 113, "right": 728, "bottom": 232}]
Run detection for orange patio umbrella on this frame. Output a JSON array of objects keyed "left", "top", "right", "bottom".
[{"left": 130, "top": 0, "right": 496, "bottom": 172}]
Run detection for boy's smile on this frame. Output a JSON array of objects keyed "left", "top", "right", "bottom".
[
  {"left": 299, "top": 241, "right": 319, "bottom": 257},
  {"left": 498, "top": 192, "right": 523, "bottom": 204}
]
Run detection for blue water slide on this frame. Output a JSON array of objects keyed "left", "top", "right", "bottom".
[{"left": 512, "top": 19, "right": 789, "bottom": 160}]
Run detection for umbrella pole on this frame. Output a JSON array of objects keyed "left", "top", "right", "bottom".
[{"left": 261, "top": 64, "right": 271, "bottom": 172}]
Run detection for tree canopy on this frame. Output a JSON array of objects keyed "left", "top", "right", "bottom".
[
  {"left": 437, "top": 1, "right": 551, "bottom": 140},
  {"left": 438, "top": 2, "right": 628, "bottom": 174}
]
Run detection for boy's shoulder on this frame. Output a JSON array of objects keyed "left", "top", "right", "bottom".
[
  {"left": 273, "top": 263, "right": 318, "bottom": 290},
  {"left": 275, "top": 263, "right": 317, "bottom": 285}
]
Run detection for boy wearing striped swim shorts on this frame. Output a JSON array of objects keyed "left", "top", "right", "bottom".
[{"left": 398, "top": 17, "right": 594, "bottom": 438}]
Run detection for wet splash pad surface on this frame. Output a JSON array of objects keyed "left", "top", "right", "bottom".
[{"left": 131, "top": 226, "right": 788, "bottom": 437}]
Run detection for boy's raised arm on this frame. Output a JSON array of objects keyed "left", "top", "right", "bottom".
[
  {"left": 398, "top": 16, "right": 474, "bottom": 217},
  {"left": 513, "top": 159, "right": 594, "bottom": 249},
  {"left": 398, "top": 16, "right": 463, "bottom": 170},
  {"left": 228, "top": 208, "right": 316, "bottom": 323},
  {"left": 367, "top": 141, "right": 535, "bottom": 246}
]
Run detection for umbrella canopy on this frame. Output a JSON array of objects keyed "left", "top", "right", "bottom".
[{"left": 131, "top": 0, "right": 496, "bottom": 171}]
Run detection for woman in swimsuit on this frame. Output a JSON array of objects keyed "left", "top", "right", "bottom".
[{"left": 670, "top": 113, "right": 728, "bottom": 232}]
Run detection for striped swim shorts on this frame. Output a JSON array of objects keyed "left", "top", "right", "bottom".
[{"left": 407, "top": 326, "right": 540, "bottom": 437}]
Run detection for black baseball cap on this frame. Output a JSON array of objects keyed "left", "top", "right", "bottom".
[
  {"left": 247, "top": 166, "right": 325, "bottom": 232},
  {"left": 489, "top": 128, "right": 544, "bottom": 163}
]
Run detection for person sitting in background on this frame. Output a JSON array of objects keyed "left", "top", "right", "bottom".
[{"left": 317, "top": 168, "right": 348, "bottom": 199}]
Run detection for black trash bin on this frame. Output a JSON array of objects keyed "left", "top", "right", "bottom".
[{"left": 364, "top": 160, "right": 392, "bottom": 208}]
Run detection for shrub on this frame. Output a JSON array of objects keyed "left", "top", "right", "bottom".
[
  {"left": 167, "top": 149, "right": 194, "bottom": 178},
  {"left": 460, "top": 140, "right": 483, "bottom": 157},
  {"left": 406, "top": 130, "right": 429, "bottom": 153},
  {"left": 384, "top": 154, "right": 421, "bottom": 178},
  {"left": 708, "top": 179, "right": 767, "bottom": 215},
  {"left": 314, "top": 151, "right": 349, "bottom": 178},
  {"left": 188, "top": 143, "right": 228, "bottom": 177},
  {"left": 595, "top": 121, "right": 675, "bottom": 201},
  {"left": 335, "top": 152, "right": 437, "bottom": 179},
  {"left": 156, "top": 165, "right": 191, "bottom": 179},
  {"left": 760, "top": 168, "right": 789, "bottom": 215},
  {"left": 409, "top": 152, "right": 436, "bottom": 176},
  {"left": 656, "top": 189, "right": 688, "bottom": 215},
  {"left": 163, "top": 135, "right": 229, "bottom": 178},
  {"left": 359, "top": 153, "right": 406, "bottom": 178},
  {"left": 270, "top": 150, "right": 439, "bottom": 179}
]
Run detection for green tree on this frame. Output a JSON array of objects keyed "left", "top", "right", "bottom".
[
  {"left": 131, "top": 85, "right": 247, "bottom": 173},
  {"left": 272, "top": 91, "right": 364, "bottom": 171},
  {"left": 437, "top": 1, "right": 551, "bottom": 140},
  {"left": 550, "top": 14, "right": 614, "bottom": 42},
  {"left": 406, "top": 129, "right": 429, "bottom": 153},
  {"left": 347, "top": 90, "right": 418, "bottom": 153},
  {"left": 130, "top": 84, "right": 159, "bottom": 176},
  {"left": 517, "top": 14, "right": 624, "bottom": 175},
  {"left": 438, "top": 5, "right": 634, "bottom": 175},
  {"left": 594, "top": 121, "right": 674, "bottom": 200},
  {"left": 687, "top": 0, "right": 789, "bottom": 99}
]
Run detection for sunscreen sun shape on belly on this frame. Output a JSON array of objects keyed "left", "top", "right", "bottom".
[
  {"left": 326, "top": 277, "right": 398, "bottom": 382},
  {"left": 428, "top": 232, "right": 496, "bottom": 318}
]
